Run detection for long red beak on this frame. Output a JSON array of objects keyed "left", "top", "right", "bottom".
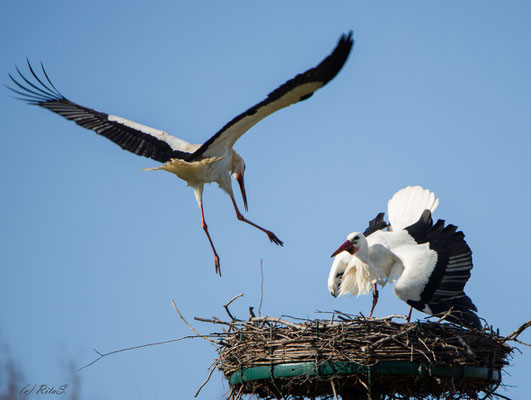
[
  {"left": 331, "top": 240, "right": 354, "bottom": 258},
  {"left": 236, "top": 173, "right": 248, "bottom": 212}
]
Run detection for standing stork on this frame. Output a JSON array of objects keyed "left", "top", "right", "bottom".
[
  {"left": 7, "top": 32, "right": 353, "bottom": 275},
  {"left": 328, "top": 186, "right": 481, "bottom": 329}
]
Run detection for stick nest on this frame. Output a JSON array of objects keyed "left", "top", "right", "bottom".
[{"left": 202, "top": 313, "right": 515, "bottom": 400}]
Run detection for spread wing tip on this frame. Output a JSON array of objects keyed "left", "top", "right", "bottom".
[
  {"left": 311, "top": 30, "right": 355, "bottom": 86},
  {"left": 6, "top": 60, "right": 65, "bottom": 105}
]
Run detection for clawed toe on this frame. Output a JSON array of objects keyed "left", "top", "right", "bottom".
[{"left": 267, "top": 232, "right": 284, "bottom": 246}]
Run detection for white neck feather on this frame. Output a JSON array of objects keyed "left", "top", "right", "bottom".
[
  {"left": 355, "top": 237, "right": 370, "bottom": 263},
  {"left": 338, "top": 236, "right": 388, "bottom": 297},
  {"left": 339, "top": 256, "right": 374, "bottom": 297}
]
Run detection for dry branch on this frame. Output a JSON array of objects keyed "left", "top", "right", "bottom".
[{"left": 504, "top": 319, "right": 531, "bottom": 345}]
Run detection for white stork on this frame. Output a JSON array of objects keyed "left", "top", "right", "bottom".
[
  {"left": 7, "top": 32, "right": 354, "bottom": 275},
  {"left": 328, "top": 186, "right": 481, "bottom": 329}
]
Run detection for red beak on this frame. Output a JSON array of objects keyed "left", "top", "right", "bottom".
[
  {"left": 331, "top": 240, "right": 354, "bottom": 258},
  {"left": 236, "top": 173, "right": 248, "bottom": 212}
]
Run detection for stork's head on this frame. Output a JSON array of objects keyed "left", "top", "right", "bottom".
[
  {"left": 331, "top": 232, "right": 365, "bottom": 258},
  {"left": 231, "top": 150, "right": 248, "bottom": 211}
]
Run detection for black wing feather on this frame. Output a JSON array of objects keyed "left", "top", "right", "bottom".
[
  {"left": 405, "top": 210, "right": 481, "bottom": 329},
  {"left": 189, "top": 31, "right": 354, "bottom": 160},
  {"left": 363, "top": 213, "right": 388, "bottom": 237},
  {"left": 7, "top": 63, "right": 191, "bottom": 163}
]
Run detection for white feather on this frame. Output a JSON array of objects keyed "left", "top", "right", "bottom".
[
  {"left": 329, "top": 186, "right": 440, "bottom": 314},
  {"left": 339, "top": 255, "right": 387, "bottom": 297},
  {"left": 327, "top": 251, "right": 351, "bottom": 297},
  {"left": 387, "top": 186, "right": 439, "bottom": 231}
]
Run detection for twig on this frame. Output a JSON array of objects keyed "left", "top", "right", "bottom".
[
  {"left": 457, "top": 336, "right": 475, "bottom": 357},
  {"left": 491, "top": 392, "right": 512, "bottom": 400},
  {"left": 258, "top": 259, "right": 265, "bottom": 316},
  {"left": 371, "top": 325, "right": 417, "bottom": 348},
  {"left": 330, "top": 378, "right": 339, "bottom": 400},
  {"left": 504, "top": 319, "right": 531, "bottom": 343},
  {"left": 226, "top": 386, "right": 235, "bottom": 400},
  {"left": 171, "top": 300, "right": 219, "bottom": 345},
  {"left": 315, "top": 310, "right": 409, "bottom": 322},
  {"left": 224, "top": 293, "right": 244, "bottom": 322},
  {"left": 435, "top": 307, "right": 456, "bottom": 324},
  {"left": 479, "top": 381, "right": 501, "bottom": 400},
  {"left": 79, "top": 335, "right": 197, "bottom": 370},
  {"left": 280, "top": 314, "right": 315, "bottom": 323},
  {"left": 195, "top": 317, "right": 241, "bottom": 326},
  {"left": 510, "top": 338, "right": 531, "bottom": 347},
  {"left": 250, "top": 316, "right": 304, "bottom": 329},
  {"left": 235, "top": 384, "right": 245, "bottom": 400},
  {"left": 225, "top": 293, "right": 244, "bottom": 308},
  {"left": 194, "top": 360, "right": 219, "bottom": 397},
  {"left": 366, "top": 314, "right": 409, "bottom": 322}
]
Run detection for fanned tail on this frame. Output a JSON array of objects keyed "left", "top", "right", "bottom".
[{"left": 387, "top": 186, "right": 439, "bottom": 231}]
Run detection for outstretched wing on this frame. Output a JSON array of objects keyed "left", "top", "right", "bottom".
[
  {"left": 190, "top": 32, "right": 354, "bottom": 160},
  {"left": 403, "top": 210, "right": 481, "bottom": 329},
  {"left": 7, "top": 61, "right": 194, "bottom": 163}
]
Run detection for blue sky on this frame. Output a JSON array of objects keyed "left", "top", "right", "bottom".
[{"left": 1, "top": 1, "right": 530, "bottom": 399}]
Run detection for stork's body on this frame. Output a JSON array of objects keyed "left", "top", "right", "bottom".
[
  {"left": 8, "top": 32, "right": 354, "bottom": 275},
  {"left": 329, "top": 186, "right": 481, "bottom": 329}
]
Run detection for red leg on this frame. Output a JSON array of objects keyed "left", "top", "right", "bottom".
[
  {"left": 230, "top": 196, "right": 283, "bottom": 246},
  {"left": 407, "top": 306, "right": 413, "bottom": 322},
  {"left": 369, "top": 283, "right": 378, "bottom": 317},
  {"left": 198, "top": 198, "right": 221, "bottom": 276}
]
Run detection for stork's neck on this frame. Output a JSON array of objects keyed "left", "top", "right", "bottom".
[{"left": 353, "top": 236, "right": 370, "bottom": 263}]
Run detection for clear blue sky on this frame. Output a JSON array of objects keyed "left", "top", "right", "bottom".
[{"left": 1, "top": 1, "right": 530, "bottom": 399}]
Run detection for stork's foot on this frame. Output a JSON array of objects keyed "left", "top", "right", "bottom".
[
  {"left": 266, "top": 231, "right": 284, "bottom": 246},
  {"left": 233, "top": 207, "right": 283, "bottom": 246},
  {"left": 214, "top": 255, "right": 221, "bottom": 277}
]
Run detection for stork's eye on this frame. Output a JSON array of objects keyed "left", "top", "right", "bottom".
[{"left": 351, "top": 235, "right": 360, "bottom": 242}]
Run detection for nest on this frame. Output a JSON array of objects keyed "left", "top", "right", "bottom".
[{"left": 201, "top": 312, "right": 515, "bottom": 400}]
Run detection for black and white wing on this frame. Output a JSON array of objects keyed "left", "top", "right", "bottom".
[
  {"left": 404, "top": 210, "right": 481, "bottom": 329},
  {"left": 363, "top": 213, "right": 388, "bottom": 237},
  {"left": 7, "top": 61, "right": 193, "bottom": 163},
  {"left": 190, "top": 32, "right": 354, "bottom": 160}
]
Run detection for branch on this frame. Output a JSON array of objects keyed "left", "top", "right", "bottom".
[
  {"left": 505, "top": 319, "right": 531, "bottom": 344},
  {"left": 224, "top": 293, "right": 243, "bottom": 322},
  {"left": 259, "top": 259, "right": 264, "bottom": 317},
  {"left": 194, "top": 361, "right": 219, "bottom": 397},
  {"left": 330, "top": 378, "right": 339, "bottom": 400},
  {"left": 366, "top": 314, "right": 409, "bottom": 321},
  {"left": 194, "top": 317, "right": 238, "bottom": 326},
  {"left": 171, "top": 300, "right": 220, "bottom": 345},
  {"left": 315, "top": 310, "right": 408, "bottom": 322},
  {"left": 79, "top": 335, "right": 197, "bottom": 370},
  {"left": 250, "top": 316, "right": 304, "bottom": 329}
]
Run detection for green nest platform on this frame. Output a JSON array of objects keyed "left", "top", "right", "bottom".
[{"left": 206, "top": 313, "right": 514, "bottom": 400}]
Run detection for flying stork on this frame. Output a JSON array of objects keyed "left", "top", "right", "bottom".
[
  {"left": 328, "top": 186, "right": 481, "bottom": 329},
  {"left": 7, "top": 32, "right": 354, "bottom": 276}
]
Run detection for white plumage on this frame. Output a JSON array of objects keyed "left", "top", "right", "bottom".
[
  {"left": 9, "top": 33, "right": 353, "bottom": 275},
  {"left": 328, "top": 186, "right": 438, "bottom": 297},
  {"left": 329, "top": 186, "right": 480, "bottom": 329},
  {"left": 387, "top": 185, "right": 439, "bottom": 231}
]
